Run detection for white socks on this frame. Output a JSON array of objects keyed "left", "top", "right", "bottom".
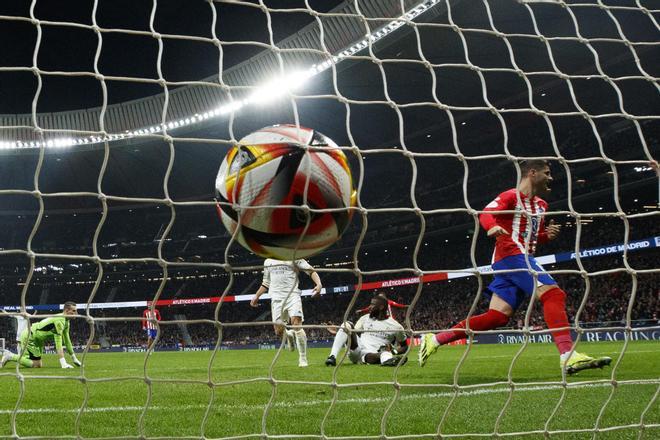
[
  {"left": 295, "top": 329, "right": 307, "bottom": 362},
  {"left": 330, "top": 327, "right": 349, "bottom": 358}
]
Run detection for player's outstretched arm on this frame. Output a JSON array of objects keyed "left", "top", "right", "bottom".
[
  {"left": 309, "top": 271, "right": 322, "bottom": 298},
  {"left": 63, "top": 326, "right": 81, "bottom": 367},
  {"left": 388, "top": 299, "right": 408, "bottom": 309},
  {"left": 324, "top": 322, "right": 339, "bottom": 335}
]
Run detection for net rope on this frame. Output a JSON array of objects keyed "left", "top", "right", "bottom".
[{"left": 0, "top": 0, "right": 658, "bottom": 438}]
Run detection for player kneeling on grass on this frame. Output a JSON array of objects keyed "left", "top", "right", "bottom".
[
  {"left": 2, "top": 301, "right": 81, "bottom": 369},
  {"left": 419, "top": 160, "right": 611, "bottom": 375},
  {"left": 326, "top": 294, "right": 408, "bottom": 367}
]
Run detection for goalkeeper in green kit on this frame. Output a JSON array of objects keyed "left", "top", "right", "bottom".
[{"left": 2, "top": 301, "right": 82, "bottom": 369}]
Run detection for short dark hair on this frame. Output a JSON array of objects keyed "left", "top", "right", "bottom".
[
  {"left": 520, "top": 159, "right": 549, "bottom": 174},
  {"left": 63, "top": 301, "right": 77, "bottom": 310},
  {"left": 373, "top": 293, "right": 388, "bottom": 305}
]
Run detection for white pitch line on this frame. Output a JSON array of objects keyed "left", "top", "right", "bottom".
[
  {"left": 0, "top": 381, "right": 653, "bottom": 415},
  {"left": 15, "top": 350, "right": 658, "bottom": 374}
]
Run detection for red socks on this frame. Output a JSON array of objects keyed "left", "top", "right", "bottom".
[
  {"left": 435, "top": 288, "right": 574, "bottom": 354},
  {"left": 540, "top": 287, "right": 573, "bottom": 355},
  {"left": 435, "top": 309, "right": 509, "bottom": 345}
]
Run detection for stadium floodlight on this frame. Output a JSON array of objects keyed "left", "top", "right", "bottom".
[
  {"left": 2, "top": 0, "right": 442, "bottom": 150},
  {"left": 247, "top": 70, "right": 313, "bottom": 106}
]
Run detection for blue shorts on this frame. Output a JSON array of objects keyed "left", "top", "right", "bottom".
[
  {"left": 486, "top": 254, "right": 556, "bottom": 310},
  {"left": 146, "top": 329, "right": 157, "bottom": 339}
]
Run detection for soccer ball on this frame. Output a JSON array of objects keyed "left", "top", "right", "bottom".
[{"left": 215, "top": 124, "right": 357, "bottom": 259}]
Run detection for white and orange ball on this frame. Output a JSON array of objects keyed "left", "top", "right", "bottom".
[{"left": 215, "top": 124, "right": 356, "bottom": 259}]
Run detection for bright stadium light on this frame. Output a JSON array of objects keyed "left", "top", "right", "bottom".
[
  {"left": 247, "top": 70, "right": 313, "bottom": 106},
  {"left": 3, "top": 0, "right": 441, "bottom": 150}
]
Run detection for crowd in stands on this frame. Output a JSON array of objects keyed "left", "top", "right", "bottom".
[
  {"left": 1, "top": 249, "right": 656, "bottom": 350},
  {"left": 0, "top": 120, "right": 657, "bottom": 350}
]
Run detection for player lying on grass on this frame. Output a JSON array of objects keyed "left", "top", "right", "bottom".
[
  {"left": 2, "top": 301, "right": 82, "bottom": 369},
  {"left": 419, "top": 160, "right": 611, "bottom": 375},
  {"left": 326, "top": 294, "right": 408, "bottom": 367}
]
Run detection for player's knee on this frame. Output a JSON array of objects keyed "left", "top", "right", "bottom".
[{"left": 339, "top": 321, "right": 354, "bottom": 334}]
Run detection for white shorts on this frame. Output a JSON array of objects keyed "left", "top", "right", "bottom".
[
  {"left": 348, "top": 339, "right": 381, "bottom": 364},
  {"left": 15, "top": 316, "right": 29, "bottom": 342},
  {"left": 271, "top": 295, "right": 304, "bottom": 324}
]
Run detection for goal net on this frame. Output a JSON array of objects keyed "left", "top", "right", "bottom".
[{"left": 0, "top": 0, "right": 658, "bottom": 438}]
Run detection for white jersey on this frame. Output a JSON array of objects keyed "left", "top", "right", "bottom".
[
  {"left": 354, "top": 314, "right": 406, "bottom": 352},
  {"left": 15, "top": 315, "right": 29, "bottom": 341},
  {"left": 262, "top": 258, "right": 314, "bottom": 301}
]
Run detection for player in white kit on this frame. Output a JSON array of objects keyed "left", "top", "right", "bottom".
[
  {"left": 15, "top": 310, "right": 35, "bottom": 352},
  {"left": 325, "top": 294, "right": 408, "bottom": 367},
  {"left": 250, "top": 258, "right": 322, "bottom": 367}
]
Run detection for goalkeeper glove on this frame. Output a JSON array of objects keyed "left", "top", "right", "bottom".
[
  {"left": 59, "top": 357, "right": 74, "bottom": 369},
  {"left": 71, "top": 354, "right": 82, "bottom": 367}
]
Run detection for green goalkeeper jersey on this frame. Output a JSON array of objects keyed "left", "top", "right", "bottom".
[{"left": 29, "top": 315, "right": 74, "bottom": 355}]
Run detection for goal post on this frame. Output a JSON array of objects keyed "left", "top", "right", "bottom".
[{"left": 0, "top": 0, "right": 658, "bottom": 439}]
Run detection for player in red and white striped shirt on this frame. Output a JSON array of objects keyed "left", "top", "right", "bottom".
[
  {"left": 420, "top": 160, "right": 611, "bottom": 375},
  {"left": 142, "top": 308, "right": 161, "bottom": 350},
  {"left": 356, "top": 293, "right": 408, "bottom": 318}
]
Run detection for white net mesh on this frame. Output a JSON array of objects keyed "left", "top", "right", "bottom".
[{"left": 0, "top": 0, "right": 658, "bottom": 438}]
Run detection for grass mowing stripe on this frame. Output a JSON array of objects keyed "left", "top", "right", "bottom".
[{"left": 0, "top": 381, "right": 642, "bottom": 414}]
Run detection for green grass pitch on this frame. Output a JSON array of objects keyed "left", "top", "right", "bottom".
[{"left": 1, "top": 341, "right": 658, "bottom": 439}]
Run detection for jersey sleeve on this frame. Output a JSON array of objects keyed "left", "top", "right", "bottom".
[
  {"left": 63, "top": 321, "right": 74, "bottom": 355},
  {"left": 387, "top": 300, "right": 407, "bottom": 309},
  {"left": 53, "top": 318, "right": 65, "bottom": 352},
  {"left": 536, "top": 199, "right": 550, "bottom": 244},
  {"left": 155, "top": 309, "right": 161, "bottom": 321},
  {"left": 480, "top": 191, "right": 515, "bottom": 232},
  {"left": 262, "top": 262, "right": 270, "bottom": 288},
  {"left": 295, "top": 259, "right": 314, "bottom": 273},
  {"left": 354, "top": 314, "right": 367, "bottom": 331},
  {"left": 356, "top": 305, "right": 369, "bottom": 314},
  {"left": 391, "top": 320, "right": 407, "bottom": 344},
  {"left": 142, "top": 309, "right": 148, "bottom": 329},
  {"left": 537, "top": 219, "right": 549, "bottom": 243}
]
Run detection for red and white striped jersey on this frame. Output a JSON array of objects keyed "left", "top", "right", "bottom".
[
  {"left": 356, "top": 299, "right": 407, "bottom": 317},
  {"left": 479, "top": 189, "right": 549, "bottom": 263},
  {"left": 142, "top": 309, "right": 161, "bottom": 330}
]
